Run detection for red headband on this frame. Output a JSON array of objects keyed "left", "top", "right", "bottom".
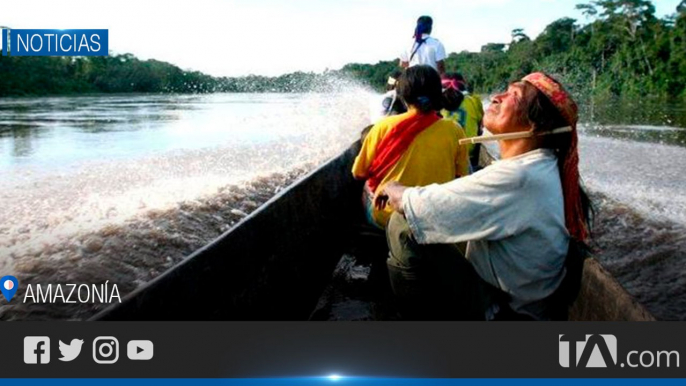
[
  {"left": 441, "top": 78, "right": 466, "bottom": 92},
  {"left": 522, "top": 72, "right": 578, "bottom": 128},
  {"left": 522, "top": 72, "right": 588, "bottom": 242}
]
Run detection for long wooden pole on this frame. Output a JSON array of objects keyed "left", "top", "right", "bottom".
[{"left": 458, "top": 126, "right": 572, "bottom": 145}]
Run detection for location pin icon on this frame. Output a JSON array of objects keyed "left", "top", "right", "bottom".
[{"left": 1, "top": 275, "right": 18, "bottom": 302}]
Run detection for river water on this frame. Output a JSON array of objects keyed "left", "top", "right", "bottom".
[{"left": 0, "top": 90, "right": 684, "bottom": 320}]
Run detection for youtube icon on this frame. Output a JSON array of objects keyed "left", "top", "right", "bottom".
[{"left": 127, "top": 340, "right": 154, "bottom": 361}]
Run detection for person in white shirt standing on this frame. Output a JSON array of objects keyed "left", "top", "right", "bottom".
[{"left": 399, "top": 16, "right": 446, "bottom": 77}]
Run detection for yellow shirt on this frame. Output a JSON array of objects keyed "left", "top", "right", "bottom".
[
  {"left": 441, "top": 93, "right": 484, "bottom": 156},
  {"left": 352, "top": 111, "right": 469, "bottom": 227}
]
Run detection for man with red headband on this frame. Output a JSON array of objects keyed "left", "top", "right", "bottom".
[{"left": 374, "top": 72, "right": 592, "bottom": 321}]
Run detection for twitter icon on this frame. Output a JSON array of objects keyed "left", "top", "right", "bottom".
[{"left": 59, "top": 339, "right": 84, "bottom": 362}]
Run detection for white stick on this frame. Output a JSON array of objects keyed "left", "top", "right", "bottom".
[{"left": 458, "top": 126, "right": 572, "bottom": 145}]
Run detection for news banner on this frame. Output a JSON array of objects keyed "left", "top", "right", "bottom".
[
  {"left": 2, "top": 322, "right": 686, "bottom": 384},
  {"left": 1, "top": 29, "right": 107, "bottom": 56}
]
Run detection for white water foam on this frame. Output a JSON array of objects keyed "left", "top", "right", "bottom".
[
  {"left": 0, "top": 89, "right": 373, "bottom": 274},
  {"left": 579, "top": 135, "right": 686, "bottom": 226}
]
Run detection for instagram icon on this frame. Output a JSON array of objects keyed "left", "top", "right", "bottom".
[{"left": 93, "top": 337, "right": 119, "bottom": 364}]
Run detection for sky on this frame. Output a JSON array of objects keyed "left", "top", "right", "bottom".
[{"left": 2, "top": 0, "right": 683, "bottom": 77}]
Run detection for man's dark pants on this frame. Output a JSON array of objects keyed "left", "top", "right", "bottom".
[{"left": 385, "top": 212, "right": 499, "bottom": 320}]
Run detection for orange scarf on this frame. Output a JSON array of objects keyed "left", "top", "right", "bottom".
[
  {"left": 367, "top": 111, "right": 440, "bottom": 193},
  {"left": 522, "top": 72, "right": 587, "bottom": 242}
]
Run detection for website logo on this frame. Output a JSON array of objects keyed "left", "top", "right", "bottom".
[
  {"left": 1, "top": 275, "right": 18, "bottom": 302},
  {"left": 58, "top": 339, "right": 84, "bottom": 362},
  {"left": 559, "top": 334, "right": 617, "bottom": 368},
  {"left": 24, "top": 336, "right": 51, "bottom": 364},
  {"left": 559, "top": 334, "right": 681, "bottom": 368},
  {"left": 93, "top": 336, "right": 119, "bottom": 364}
]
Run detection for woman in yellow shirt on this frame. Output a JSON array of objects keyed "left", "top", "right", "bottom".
[
  {"left": 440, "top": 73, "right": 484, "bottom": 168},
  {"left": 352, "top": 65, "right": 469, "bottom": 228}
]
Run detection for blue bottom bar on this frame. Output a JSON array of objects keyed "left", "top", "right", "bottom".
[{"left": 3, "top": 379, "right": 686, "bottom": 386}]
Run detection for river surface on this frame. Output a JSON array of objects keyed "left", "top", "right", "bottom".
[
  {"left": 1, "top": 92, "right": 367, "bottom": 257},
  {"left": 0, "top": 91, "right": 685, "bottom": 320}
]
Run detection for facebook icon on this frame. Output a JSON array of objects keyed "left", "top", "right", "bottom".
[{"left": 24, "top": 336, "right": 50, "bottom": 364}]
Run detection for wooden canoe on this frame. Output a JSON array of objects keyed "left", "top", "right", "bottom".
[{"left": 91, "top": 142, "right": 654, "bottom": 321}]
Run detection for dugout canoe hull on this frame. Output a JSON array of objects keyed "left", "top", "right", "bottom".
[{"left": 92, "top": 142, "right": 654, "bottom": 321}]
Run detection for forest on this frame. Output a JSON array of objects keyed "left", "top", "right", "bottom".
[{"left": 0, "top": 0, "right": 684, "bottom": 103}]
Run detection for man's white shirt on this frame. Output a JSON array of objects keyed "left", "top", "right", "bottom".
[{"left": 399, "top": 34, "right": 447, "bottom": 70}]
